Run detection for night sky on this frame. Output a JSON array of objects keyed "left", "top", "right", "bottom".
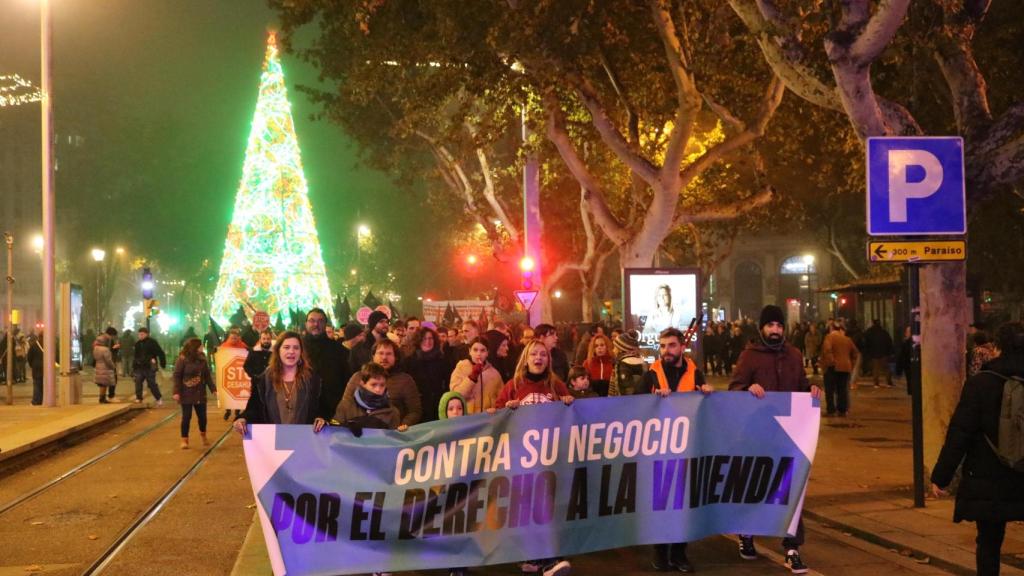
[{"left": 1, "top": 0, "right": 409, "bottom": 294}]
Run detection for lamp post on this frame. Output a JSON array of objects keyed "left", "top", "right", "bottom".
[
  {"left": 91, "top": 248, "right": 106, "bottom": 330},
  {"left": 5, "top": 232, "right": 14, "bottom": 405},
  {"left": 41, "top": 0, "right": 57, "bottom": 407}
]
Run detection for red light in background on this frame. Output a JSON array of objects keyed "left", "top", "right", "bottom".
[
  {"left": 466, "top": 254, "right": 478, "bottom": 265},
  {"left": 519, "top": 256, "right": 535, "bottom": 272}
]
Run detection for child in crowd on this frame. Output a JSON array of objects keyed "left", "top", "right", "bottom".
[
  {"left": 438, "top": 390, "right": 469, "bottom": 576},
  {"left": 567, "top": 365, "right": 599, "bottom": 400},
  {"left": 495, "top": 340, "right": 573, "bottom": 576},
  {"left": 333, "top": 363, "right": 399, "bottom": 430}
]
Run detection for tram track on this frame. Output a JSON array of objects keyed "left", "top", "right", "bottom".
[
  {"left": 81, "top": 425, "right": 234, "bottom": 575},
  {"left": 0, "top": 411, "right": 178, "bottom": 517}
]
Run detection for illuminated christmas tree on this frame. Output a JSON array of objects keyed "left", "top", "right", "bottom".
[{"left": 210, "top": 32, "right": 334, "bottom": 326}]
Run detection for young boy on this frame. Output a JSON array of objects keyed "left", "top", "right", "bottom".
[
  {"left": 333, "top": 362, "right": 400, "bottom": 429},
  {"left": 438, "top": 390, "right": 467, "bottom": 420},
  {"left": 438, "top": 390, "right": 470, "bottom": 576},
  {"left": 567, "top": 365, "right": 599, "bottom": 400}
]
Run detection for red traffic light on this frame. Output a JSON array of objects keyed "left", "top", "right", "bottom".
[
  {"left": 519, "top": 256, "right": 535, "bottom": 272},
  {"left": 466, "top": 254, "right": 478, "bottom": 265}
]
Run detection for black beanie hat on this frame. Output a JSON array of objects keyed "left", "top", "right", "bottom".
[
  {"left": 759, "top": 305, "right": 786, "bottom": 330},
  {"left": 367, "top": 310, "right": 389, "bottom": 329}
]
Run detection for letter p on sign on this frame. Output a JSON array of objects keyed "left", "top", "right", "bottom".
[
  {"left": 887, "top": 150, "right": 943, "bottom": 223},
  {"left": 867, "top": 137, "right": 966, "bottom": 236}
]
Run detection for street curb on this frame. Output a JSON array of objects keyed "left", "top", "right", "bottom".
[
  {"left": 0, "top": 404, "right": 140, "bottom": 465},
  {"left": 230, "top": 512, "right": 271, "bottom": 576},
  {"left": 802, "top": 508, "right": 1024, "bottom": 576}
]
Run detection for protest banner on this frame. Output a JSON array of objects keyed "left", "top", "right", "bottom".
[
  {"left": 242, "top": 392, "right": 819, "bottom": 576},
  {"left": 215, "top": 346, "right": 250, "bottom": 410}
]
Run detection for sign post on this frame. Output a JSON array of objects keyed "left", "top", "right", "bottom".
[{"left": 867, "top": 136, "right": 966, "bottom": 509}]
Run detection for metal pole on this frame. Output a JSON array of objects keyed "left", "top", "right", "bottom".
[
  {"left": 41, "top": 0, "right": 58, "bottom": 407},
  {"left": 521, "top": 106, "right": 542, "bottom": 326},
  {"left": 5, "top": 232, "right": 13, "bottom": 405},
  {"left": 908, "top": 264, "right": 925, "bottom": 508}
]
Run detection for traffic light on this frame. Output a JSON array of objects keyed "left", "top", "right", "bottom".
[
  {"left": 141, "top": 267, "right": 154, "bottom": 299},
  {"left": 519, "top": 256, "right": 535, "bottom": 290}
]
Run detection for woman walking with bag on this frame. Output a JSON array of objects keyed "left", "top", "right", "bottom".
[{"left": 172, "top": 338, "right": 216, "bottom": 449}]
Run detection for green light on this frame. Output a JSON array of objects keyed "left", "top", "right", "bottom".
[{"left": 211, "top": 33, "right": 334, "bottom": 326}]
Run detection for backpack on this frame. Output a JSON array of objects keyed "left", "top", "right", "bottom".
[{"left": 981, "top": 371, "right": 1024, "bottom": 472}]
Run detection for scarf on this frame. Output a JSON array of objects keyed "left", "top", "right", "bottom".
[{"left": 355, "top": 387, "right": 391, "bottom": 411}]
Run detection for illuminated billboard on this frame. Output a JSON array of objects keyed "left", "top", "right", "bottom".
[{"left": 623, "top": 268, "right": 701, "bottom": 350}]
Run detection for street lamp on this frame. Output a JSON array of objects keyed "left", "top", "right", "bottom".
[
  {"left": 92, "top": 248, "right": 106, "bottom": 329},
  {"left": 5, "top": 232, "right": 14, "bottom": 405},
  {"left": 32, "top": 234, "right": 43, "bottom": 255}
]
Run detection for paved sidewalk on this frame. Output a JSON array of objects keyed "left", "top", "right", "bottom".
[
  {"left": 0, "top": 369, "right": 161, "bottom": 463},
  {"left": 713, "top": 372, "right": 1024, "bottom": 576}
]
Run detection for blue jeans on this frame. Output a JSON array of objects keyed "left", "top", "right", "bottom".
[
  {"left": 180, "top": 403, "right": 208, "bottom": 437},
  {"left": 133, "top": 366, "right": 162, "bottom": 401}
]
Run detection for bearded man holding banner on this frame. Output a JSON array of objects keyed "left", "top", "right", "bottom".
[
  {"left": 729, "top": 305, "right": 822, "bottom": 574},
  {"left": 640, "top": 326, "right": 713, "bottom": 573}
]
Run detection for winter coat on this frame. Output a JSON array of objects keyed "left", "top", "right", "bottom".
[
  {"left": 931, "top": 356, "right": 1024, "bottom": 523},
  {"left": 729, "top": 342, "right": 810, "bottom": 393},
  {"left": 449, "top": 359, "right": 503, "bottom": 414},
  {"left": 342, "top": 369, "right": 422, "bottom": 427},
  {"left": 172, "top": 356, "right": 216, "bottom": 404},
  {"left": 303, "top": 334, "right": 352, "bottom": 420},
  {"left": 243, "top": 346, "right": 273, "bottom": 380},
  {"left": 92, "top": 339, "right": 116, "bottom": 386},
  {"left": 402, "top": 348, "right": 450, "bottom": 422},
  {"left": 822, "top": 331, "right": 859, "bottom": 373},
  {"left": 804, "top": 330, "right": 823, "bottom": 358},
  {"left": 862, "top": 325, "right": 895, "bottom": 359},
  {"left": 240, "top": 373, "right": 324, "bottom": 425},
  {"left": 583, "top": 355, "right": 614, "bottom": 383},
  {"left": 132, "top": 337, "right": 166, "bottom": 370},
  {"left": 495, "top": 374, "right": 571, "bottom": 407},
  {"left": 611, "top": 355, "right": 646, "bottom": 396}
]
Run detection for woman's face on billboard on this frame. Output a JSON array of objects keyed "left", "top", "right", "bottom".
[{"left": 657, "top": 287, "right": 671, "bottom": 308}]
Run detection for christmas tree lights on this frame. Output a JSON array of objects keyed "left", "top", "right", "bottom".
[{"left": 210, "top": 32, "right": 334, "bottom": 326}]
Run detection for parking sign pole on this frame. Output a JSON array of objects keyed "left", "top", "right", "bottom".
[{"left": 908, "top": 264, "right": 925, "bottom": 508}]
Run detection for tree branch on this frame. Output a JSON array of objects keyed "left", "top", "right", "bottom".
[
  {"left": 649, "top": 0, "right": 702, "bottom": 183},
  {"left": 828, "top": 221, "right": 862, "bottom": 279},
  {"left": 570, "top": 76, "right": 661, "bottom": 186},
  {"left": 475, "top": 146, "right": 521, "bottom": 242},
  {"left": 678, "top": 75, "right": 784, "bottom": 185},
  {"left": 543, "top": 91, "right": 632, "bottom": 246},
  {"left": 849, "top": 0, "right": 912, "bottom": 66},
  {"left": 727, "top": 0, "right": 844, "bottom": 112},
  {"left": 673, "top": 185, "right": 774, "bottom": 227}
]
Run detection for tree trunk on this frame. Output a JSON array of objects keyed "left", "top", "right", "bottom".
[{"left": 919, "top": 262, "right": 968, "bottom": 474}]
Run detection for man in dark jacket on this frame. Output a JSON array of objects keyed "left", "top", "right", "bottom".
[
  {"left": 132, "top": 327, "right": 166, "bottom": 404},
  {"left": 932, "top": 322, "right": 1024, "bottom": 576},
  {"left": 729, "top": 305, "right": 821, "bottom": 574},
  {"left": 243, "top": 329, "right": 274, "bottom": 380},
  {"left": 535, "top": 323, "right": 570, "bottom": 383},
  {"left": 27, "top": 329, "right": 45, "bottom": 405},
  {"left": 349, "top": 310, "right": 390, "bottom": 373},
  {"left": 303, "top": 308, "right": 351, "bottom": 421},
  {"left": 862, "top": 319, "right": 894, "bottom": 387}
]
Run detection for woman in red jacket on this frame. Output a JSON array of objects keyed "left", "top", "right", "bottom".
[{"left": 582, "top": 334, "right": 614, "bottom": 397}]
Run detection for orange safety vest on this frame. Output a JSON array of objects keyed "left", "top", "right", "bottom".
[{"left": 651, "top": 357, "right": 697, "bottom": 393}]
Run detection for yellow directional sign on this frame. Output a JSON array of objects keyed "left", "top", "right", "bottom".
[{"left": 868, "top": 240, "right": 966, "bottom": 263}]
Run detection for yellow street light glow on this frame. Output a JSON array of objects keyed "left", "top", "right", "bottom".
[{"left": 91, "top": 248, "right": 106, "bottom": 262}]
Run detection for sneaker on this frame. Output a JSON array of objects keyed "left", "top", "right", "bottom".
[
  {"left": 133, "top": 398, "right": 142, "bottom": 404},
  {"left": 669, "top": 554, "right": 693, "bottom": 573},
  {"left": 785, "top": 550, "right": 808, "bottom": 574},
  {"left": 738, "top": 535, "right": 757, "bottom": 560},
  {"left": 542, "top": 560, "right": 571, "bottom": 576},
  {"left": 155, "top": 399, "right": 164, "bottom": 407},
  {"left": 520, "top": 562, "right": 542, "bottom": 574}
]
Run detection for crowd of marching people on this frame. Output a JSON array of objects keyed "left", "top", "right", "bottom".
[{"left": 6, "top": 304, "right": 1021, "bottom": 575}]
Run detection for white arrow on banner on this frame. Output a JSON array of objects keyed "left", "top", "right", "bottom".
[
  {"left": 244, "top": 425, "right": 295, "bottom": 576},
  {"left": 773, "top": 393, "right": 821, "bottom": 462}
]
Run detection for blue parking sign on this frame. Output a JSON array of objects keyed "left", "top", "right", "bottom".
[{"left": 867, "top": 137, "right": 966, "bottom": 236}]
